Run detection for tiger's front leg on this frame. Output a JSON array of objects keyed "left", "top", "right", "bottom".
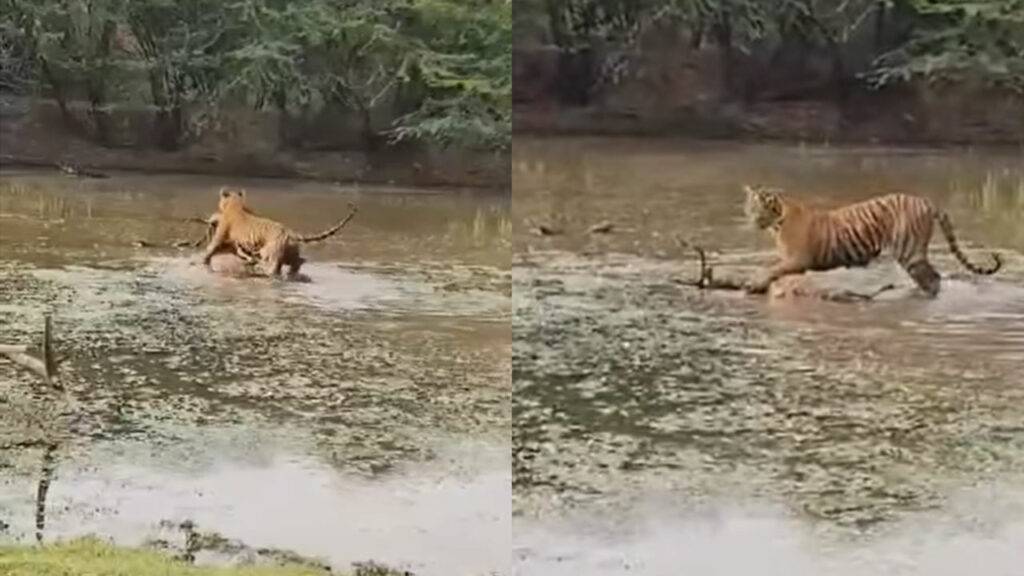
[
  {"left": 745, "top": 260, "right": 807, "bottom": 294},
  {"left": 201, "top": 223, "right": 230, "bottom": 267}
]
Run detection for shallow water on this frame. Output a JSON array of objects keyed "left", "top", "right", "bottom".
[
  {"left": 0, "top": 169, "right": 509, "bottom": 268},
  {"left": 512, "top": 137, "right": 1024, "bottom": 573},
  {"left": 515, "top": 484, "right": 1024, "bottom": 576},
  {"left": 0, "top": 169, "right": 510, "bottom": 574},
  {"left": 0, "top": 433, "right": 509, "bottom": 576}
]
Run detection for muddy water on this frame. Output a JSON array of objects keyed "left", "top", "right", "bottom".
[
  {"left": 0, "top": 170, "right": 510, "bottom": 575},
  {"left": 512, "top": 137, "right": 1024, "bottom": 573}
]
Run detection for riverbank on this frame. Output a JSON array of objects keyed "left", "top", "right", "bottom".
[
  {"left": 513, "top": 46, "right": 1024, "bottom": 147},
  {"left": 513, "top": 99, "right": 1024, "bottom": 146},
  {"left": 0, "top": 98, "right": 510, "bottom": 191}
]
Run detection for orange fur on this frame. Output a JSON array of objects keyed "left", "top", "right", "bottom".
[
  {"left": 201, "top": 187, "right": 355, "bottom": 277},
  {"left": 743, "top": 185, "right": 1001, "bottom": 297}
]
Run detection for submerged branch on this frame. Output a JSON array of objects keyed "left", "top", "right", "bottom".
[
  {"left": 673, "top": 235, "right": 733, "bottom": 289},
  {"left": 672, "top": 236, "right": 897, "bottom": 301},
  {"left": 133, "top": 215, "right": 217, "bottom": 249}
]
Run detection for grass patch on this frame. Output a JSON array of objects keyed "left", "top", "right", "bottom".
[{"left": 0, "top": 538, "right": 330, "bottom": 576}]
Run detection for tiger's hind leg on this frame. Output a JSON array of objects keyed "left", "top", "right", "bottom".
[
  {"left": 901, "top": 259, "right": 941, "bottom": 298},
  {"left": 259, "top": 242, "right": 286, "bottom": 278},
  {"left": 268, "top": 255, "right": 285, "bottom": 278},
  {"left": 282, "top": 244, "right": 304, "bottom": 279},
  {"left": 894, "top": 213, "right": 940, "bottom": 297},
  {"left": 286, "top": 257, "right": 305, "bottom": 279}
]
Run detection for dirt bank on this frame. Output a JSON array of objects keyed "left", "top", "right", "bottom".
[
  {"left": 513, "top": 44, "right": 1024, "bottom": 146},
  {"left": 0, "top": 98, "right": 510, "bottom": 190}
]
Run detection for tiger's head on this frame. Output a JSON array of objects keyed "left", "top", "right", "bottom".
[
  {"left": 743, "top": 184, "right": 785, "bottom": 230},
  {"left": 218, "top": 186, "right": 247, "bottom": 213}
]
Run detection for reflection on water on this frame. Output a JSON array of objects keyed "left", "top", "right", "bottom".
[{"left": 513, "top": 138, "right": 1024, "bottom": 571}]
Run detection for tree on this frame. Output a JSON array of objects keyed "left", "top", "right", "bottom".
[
  {"left": 389, "top": 0, "right": 512, "bottom": 149},
  {"left": 1, "top": 0, "right": 129, "bottom": 143},
  {"left": 1, "top": 0, "right": 513, "bottom": 151},
  {"left": 0, "top": 0, "right": 37, "bottom": 98},
  {"left": 517, "top": 0, "right": 1023, "bottom": 100},
  {"left": 125, "top": 0, "right": 233, "bottom": 149},
  {"left": 205, "top": 0, "right": 512, "bottom": 149},
  {"left": 869, "top": 0, "right": 1024, "bottom": 92}
]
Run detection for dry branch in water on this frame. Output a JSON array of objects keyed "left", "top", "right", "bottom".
[
  {"left": 672, "top": 236, "right": 897, "bottom": 302},
  {"left": 0, "top": 315, "right": 61, "bottom": 387},
  {"left": 673, "top": 235, "right": 736, "bottom": 289},
  {"left": 532, "top": 224, "right": 562, "bottom": 236},
  {"left": 132, "top": 216, "right": 215, "bottom": 249}
]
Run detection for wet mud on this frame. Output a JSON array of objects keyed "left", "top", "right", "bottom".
[
  {"left": 512, "top": 137, "right": 1024, "bottom": 573},
  {"left": 0, "top": 170, "right": 510, "bottom": 575}
]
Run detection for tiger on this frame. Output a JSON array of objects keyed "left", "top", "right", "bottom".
[
  {"left": 199, "top": 213, "right": 260, "bottom": 265},
  {"left": 201, "top": 187, "right": 357, "bottom": 278},
  {"left": 742, "top": 184, "right": 1002, "bottom": 297}
]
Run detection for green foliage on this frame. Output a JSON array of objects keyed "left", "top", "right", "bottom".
[
  {"left": 217, "top": 0, "right": 510, "bottom": 148},
  {"left": 869, "top": 0, "right": 1024, "bottom": 91},
  {"left": 0, "top": 0, "right": 512, "bottom": 150},
  {"left": 0, "top": 537, "right": 329, "bottom": 576},
  {"left": 0, "top": 0, "right": 123, "bottom": 98},
  {"left": 0, "top": 0, "right": 35, "bottom": 93},
  {"left": 390, "top": 0, "right": 512, "bottom": 149},
  {"left": 517, "top": 0, "right": 1024, "bottom": 94}
]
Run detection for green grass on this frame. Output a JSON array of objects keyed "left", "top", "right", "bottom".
[{"left": 0, "top": 538, "right": 330, "bottom": 576}]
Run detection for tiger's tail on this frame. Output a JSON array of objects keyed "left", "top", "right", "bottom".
[
  {"left": 297, "top": 203, "right": 358, "bottom": 243},
  {"left": 935, "top": 211, "right": 1002, "bottom": 275}
]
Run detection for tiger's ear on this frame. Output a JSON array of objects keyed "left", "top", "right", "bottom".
[
  {"left": 742, "top": 184, "right": 756, "bottom": 196},
  {"left": 219, "top": 186, "right": 231, "bottom": 198}
]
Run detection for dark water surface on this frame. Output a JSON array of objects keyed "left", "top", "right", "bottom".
[
  {"left": 513, "top": 137, "right": 1024, "bottom": 574},
  {"left": 0, "top": 170, "right": 511, "bottom": 575}
]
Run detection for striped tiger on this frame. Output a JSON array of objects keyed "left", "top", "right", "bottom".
[
  {"left": 742, "top": 185, "right": 1002, "bottom": 297},
  {"left": 201, "top": 187, "right": 356, "bottom": 278}
]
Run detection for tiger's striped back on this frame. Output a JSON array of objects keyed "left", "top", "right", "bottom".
[
  {"left": 814, "top": 193, "right": 930, "bottom": 270},
  {"left": 744, "top": 185, "right": 1001, "bottom": 297}
]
